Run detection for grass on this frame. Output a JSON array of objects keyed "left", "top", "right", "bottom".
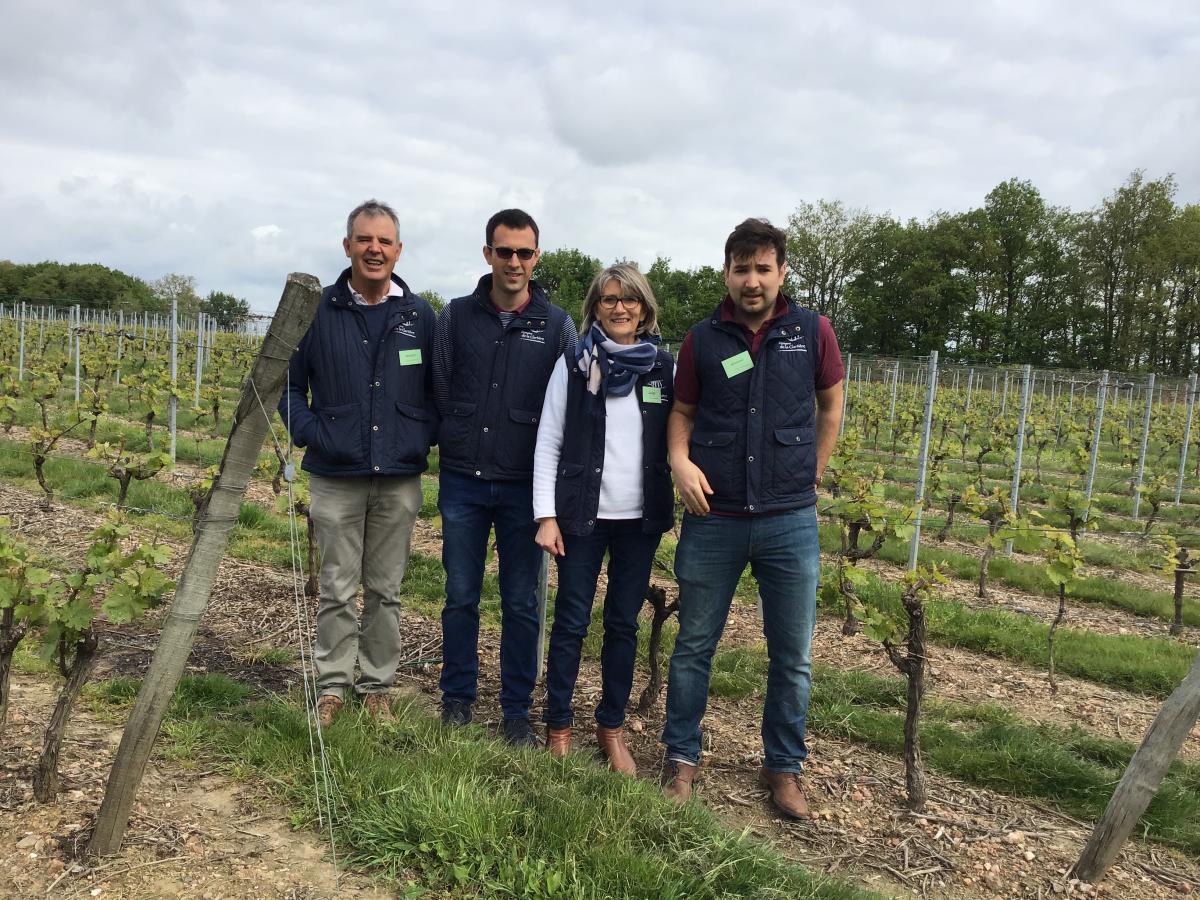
[
  {"left": 90, "top": 675, "right": 874, "bottom": 900},
  {"left": 822, "top": 569, "right": 1197, "bottom": 699},
  {"left": 695, "top": 652, "right": 1200, "bottom": 854}
]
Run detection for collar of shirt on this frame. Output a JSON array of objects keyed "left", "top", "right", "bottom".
[
  {"left": 492, "top": 289, "right": 531, "bottom": 316},
  {"left": 719, "top": 294, "right": 789, "bottom": 335},
  {"left": 350, "top": 279, "right": 405, "bottom": 306}
]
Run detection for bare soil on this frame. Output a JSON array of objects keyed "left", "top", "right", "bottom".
[{"left": 3, "top": 480, "right": 1199, "bottom": 898}]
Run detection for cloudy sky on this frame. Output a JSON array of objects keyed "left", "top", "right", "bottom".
[{"left": 2, "top": 0, "right": 1197, "bottom": 312}]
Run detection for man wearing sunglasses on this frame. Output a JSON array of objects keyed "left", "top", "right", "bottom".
[{"left": 432, "top": 208, "right": 577, "bottom": 746}]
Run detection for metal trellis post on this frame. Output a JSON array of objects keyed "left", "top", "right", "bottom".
[
  {"left": 1084, "top": 372, "right": 1109, "bottom": 522},
  {"left": 1176, "top": 373, "right": 1198, "bottom": 505},
  {"left": 908, "top": 351, "right": 939, "bottom": 571},
  {"left": 1132, "top": 374, "right": 1156, "bottom": 520}
]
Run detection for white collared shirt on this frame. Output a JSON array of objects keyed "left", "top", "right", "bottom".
[{"left": 350, "top": 280, "right": 405, "bottom": 306}]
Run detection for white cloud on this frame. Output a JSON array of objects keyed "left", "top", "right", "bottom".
[{"left": 0, "top": 0, "right": 1196, "bottom": 311}]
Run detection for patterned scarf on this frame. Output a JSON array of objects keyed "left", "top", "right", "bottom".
[{"left": 574, "top": 322, "right": 659, "bottom": 413}]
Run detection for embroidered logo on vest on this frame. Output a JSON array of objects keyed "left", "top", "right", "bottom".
[{"left": 776, "top": 335, "right": 808, "bottom": 353}]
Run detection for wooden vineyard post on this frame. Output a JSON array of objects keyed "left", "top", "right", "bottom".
[
  {"left": 89, "top": 274, "right": 321, "bottom": 857},
  {"left": 1071, "top": 649, "right": 1200, "bottom": 883}
]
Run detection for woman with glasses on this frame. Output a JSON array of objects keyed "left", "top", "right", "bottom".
[{"left": 533, "top": 264, "right": 675, "bottom": 775}]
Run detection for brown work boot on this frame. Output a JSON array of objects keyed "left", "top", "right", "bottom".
[
  {"left": 661, "top": 759, "right": 698, "bottom": 803},
  {"left": 316, "top": 694, "right": 344, "bottom": 727},
  {"left": 546, "top": 725, "right": 572, "bottom": 758},
  {"left": 596, "top": 726, "right": 637, "bottom": 776},
  {"left": 363, "top": 692, "right": 395, "bottom": 723},
  {"left": 759, "top": 767, "right": 810, "bottom": 820}
]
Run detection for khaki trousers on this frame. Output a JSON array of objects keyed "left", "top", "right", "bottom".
[{"left": 309, "top": 473, "right": 422, "bottom": 698}]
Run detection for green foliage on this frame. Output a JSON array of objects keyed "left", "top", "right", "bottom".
[
  {"left": 0, "top": 261, "right": 157, "bottom": 311},
  {"left": 201, "top": 290, "right": 250, "bottom": 329},
  {"left": 176, "top": 695, "right": 872, "bottom": 899},
  {"left": 532, "top": 248, "right": 602, "bottom": 326}
]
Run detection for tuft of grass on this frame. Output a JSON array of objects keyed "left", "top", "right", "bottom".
[
  {"left": 250, "top": 646, "right": 296, "bottom": 666},
  {"left": 175, "top": 694, "right": 871, "bottom": 899}
]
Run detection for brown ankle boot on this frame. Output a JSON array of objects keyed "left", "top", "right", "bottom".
[
  {"left": 595, "top": 725, "right": 637, "bottom": 776},
  {"left": 546, "top": 725, "right": 572, "bottom": 758},
  {"left": 759, "top": 767, "right": 810, "bottom": 820},
  {"left": 661, "top": 759, "right": 698, "bottom": 803}
]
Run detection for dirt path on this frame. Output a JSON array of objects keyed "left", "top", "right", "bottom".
[{"left": 0, "top": 677, "right": 391, "bottom": 899}]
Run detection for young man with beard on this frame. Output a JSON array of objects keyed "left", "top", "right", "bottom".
[
  {"left": 660, "top": 217, "right": 844, "bottom": 818},
  {"left": 432, "top": 209, "right": 576, "bottom": 746}
]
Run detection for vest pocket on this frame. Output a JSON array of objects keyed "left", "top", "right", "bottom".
[
  {"left": 689, "top": 430, "right": 736, "bottom": 495},
  {"left": 771, "top": 425, "right": 816, "bottom": 494},
  {"left": 495, "top": 408, "right": 540, "bottom": 471},
  {"left": 554, "top": 462, "right": 586, "bottom": 523},
  {"left": 313, "top": 402, "right": 365, "bottom": 466},
  {"left": 437, "top": 400, "right": 475, "bottom": 450},
  {"left": 393, "top": 400, "right": 431, "bottom": 467}
]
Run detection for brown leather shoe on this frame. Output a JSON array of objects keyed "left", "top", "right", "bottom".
[
  {"left": 759, "top": 767, "right": 809, "bottom": 820},
  {"left": 363, "top": 692, "right": 395, "bottom": 723},
  {"left": 661, "top": 760, "right": 698, "bottom": 803},
  {"left": 316, "top": 694, "right": 344, "bottom": 727},
  {"left": 596, "top": 726, "right": 637, "bottom": 776},
  {"left": 546, "top": 725, "right": 572, "bottom": 758}
]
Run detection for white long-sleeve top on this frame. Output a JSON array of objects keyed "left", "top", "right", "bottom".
[{"left": 533, "top": 356, "right": 644, "bottom": 522}]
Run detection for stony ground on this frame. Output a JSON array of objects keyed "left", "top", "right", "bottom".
[{"left": 2, "top": 479, "right": 1199, "bottom": 898}]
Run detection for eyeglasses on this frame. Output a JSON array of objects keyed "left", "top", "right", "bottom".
[
  {"left": 488, "top": 246, "right": 537, "bottom": 261},
  {"left": 597, "top": 295, "right": 643, "bottom": 310}
]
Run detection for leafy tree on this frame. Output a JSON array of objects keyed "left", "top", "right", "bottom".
[
  {"left": 201, "top": 290, "right": 250, "bottom": 330},
  {"left": 151, "top": 273, "right": 202, "bottom": 317},
  {"left": 420, "top": 289, "right": 447, "bottom": 311},
  {"left": 533, "top": 248, "right": 602, "bottom": 326},
  {"left": 644, "top": 257, "right": 726, "bottom": 342},
  {"left": 785, "top": 199, "right": 876, "bottom": 329}
]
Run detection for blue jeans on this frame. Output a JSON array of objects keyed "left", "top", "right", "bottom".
[
  {"left": 661, "top": 506, "right": 819, "bottom": 774},
  {"left": 544, "top": 520, "right": 662, "bottom": 729},
  {"left": 438, "top": 469, "right": 543, "bottom": 720}
]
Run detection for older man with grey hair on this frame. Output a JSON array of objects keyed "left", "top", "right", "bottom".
[{"left": 280, "top": 199, "right": 437, "bottom": 725}]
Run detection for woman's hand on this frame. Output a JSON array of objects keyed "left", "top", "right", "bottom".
[{"left": 535, "top": 517, "right": 566, "bottom": 557}]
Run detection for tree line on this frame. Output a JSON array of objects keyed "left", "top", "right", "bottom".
[
  {"left": 7, "top": 168, "right": 1197, "bottom": 370},
  {"left": 0, "top": 261, "right": 252, "bottom": 329},
  {"left": 535, "top": 171, "right": 1197, "bottom": 374}
]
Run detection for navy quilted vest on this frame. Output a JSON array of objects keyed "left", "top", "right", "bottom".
[
  {"left": 687, "top": 300, "right": 821, "bottom": 513},
  {"left": 554, "top": 349, "right": 675, "bottom": 536},
  {"left": 437, "top": 278, "right": 571, "bottom": 480}
]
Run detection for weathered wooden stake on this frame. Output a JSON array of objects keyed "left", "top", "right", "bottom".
[
  {"left": 1071, "top": 649, "right": 1200, "bottom": 883},
  {"left": 89, "top": 274, "right": 321, "bottom": 857}
]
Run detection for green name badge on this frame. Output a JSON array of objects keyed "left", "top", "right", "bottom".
[
  {"left": 721, "top": 351, "right": 753, "bottom": 378},
  {"left": 398, "top": 349, "right": 422, "bottom": 366},
  {"left": 642, "top": 386, "right": 662, "bottom": 404}
]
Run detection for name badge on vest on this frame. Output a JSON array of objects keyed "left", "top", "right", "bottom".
[
  {"left": 721, "top": 351, "right": 753, "bottom": 378},
  {"left": 398, "top": 349, "right": 422, "bottom": 366},
  {"left": 642, "top": 386, "right": 662, "bottom": 404}
]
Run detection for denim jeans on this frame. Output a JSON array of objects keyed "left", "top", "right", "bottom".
[
  {"left": 661, "top": 506, "right": 819, "bottom": 773},
  {"left": 544, "top": 520, "right": 662, "bottom": 729},
  {"left": 438, "top": 469, "right": 543, "bottom": 720}
]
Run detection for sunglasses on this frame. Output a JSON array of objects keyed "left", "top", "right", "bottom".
[
  {"left": 597, "top": 295, "right": 643, "bottom": 309},
  {"left": 488, "top": 246, "right": 537, "bottom": 261}
]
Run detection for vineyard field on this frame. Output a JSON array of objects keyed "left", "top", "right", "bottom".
[{"left": 1, "top": 309, "right": 1198, "bottom": 898}]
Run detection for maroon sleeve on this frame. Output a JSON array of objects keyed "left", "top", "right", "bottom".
[
  {"left": 815, "top": 316, "right": 845, "bottom": 390},
  {"left": 672, "top": 332, "right": 699, "bottom": 404}
]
